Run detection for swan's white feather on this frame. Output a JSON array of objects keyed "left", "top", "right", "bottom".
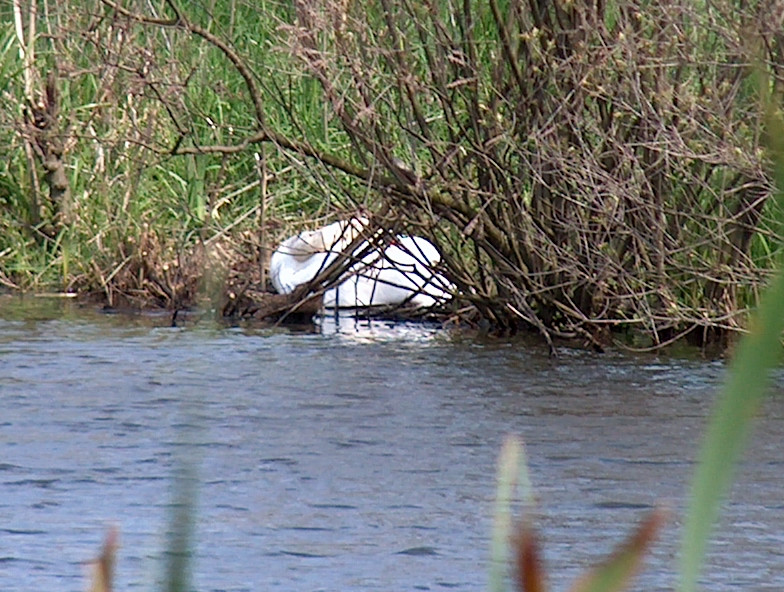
[{"left": 270, "top": 219, "right": 452, "bottom": 308}]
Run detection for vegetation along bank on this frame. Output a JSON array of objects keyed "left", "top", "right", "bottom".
[{"left": 2, "top": 0, "right": 783, "bottom": 350}]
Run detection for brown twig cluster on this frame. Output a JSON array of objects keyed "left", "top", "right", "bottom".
[
  {"left": 12, "top": 0, "right": 784, "bottom": 348},
  {"left": 284, "top": 0, "right": 784, "bottom": 348}
]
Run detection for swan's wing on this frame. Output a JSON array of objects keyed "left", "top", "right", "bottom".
[
  {"left": 270, "top": 219, "right": 366, "bottom": 294},
  {"left": 271, "top": 226, "right": 452, "bottom": 308},
  {"left": 329, "top": 237, "right": 452, "bottom": 307}
]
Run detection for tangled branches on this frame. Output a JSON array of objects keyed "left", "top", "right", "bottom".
[
  {"left": 285, "top": 0, "right": 784, "bottom": 347},
  {"left": 10, "top": 0, "right": 783, "bottom": 349}
]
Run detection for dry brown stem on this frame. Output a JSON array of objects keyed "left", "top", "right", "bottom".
[
  {"left": 283, "top": 0, "right": 783, "bottom": 347},
  {"left": 14, "top": 0, "right": 72, "bottom": 234}
]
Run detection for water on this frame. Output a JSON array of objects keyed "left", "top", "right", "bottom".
[{"left": 1, "top": 298, "right": 783, "bottom": 591}]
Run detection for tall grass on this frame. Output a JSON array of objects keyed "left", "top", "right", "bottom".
[{"left": 0, "top": 0, "right": 350, "bottom": 302}]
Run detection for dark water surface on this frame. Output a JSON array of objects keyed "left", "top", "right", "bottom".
[{"left": 1, "top": 299, "right": 783, "bottom": 591}]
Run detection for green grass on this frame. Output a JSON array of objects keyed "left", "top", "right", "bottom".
[{"left": 0, "top": 0, "right": 357, "bottom": 297}]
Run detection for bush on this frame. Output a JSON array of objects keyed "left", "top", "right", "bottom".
[{"left": 2, "top": 0, "right": 783, "bottom": 347}]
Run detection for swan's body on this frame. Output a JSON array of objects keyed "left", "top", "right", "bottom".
[
  {"left": 269, "top": 218, "right": 452, "bottom": 308},
  {"left": 269, "top": 218, "right": 367, "bottom": 295}
]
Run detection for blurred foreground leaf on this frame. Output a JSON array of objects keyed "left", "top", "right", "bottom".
[
  {"left": 165, "top": 461, "right": 198, "bottom": 592},
  {"left": 88, "top": 526, "right": 118, "bottom": 592},
  {"left": 567, "top": 509, "right": 666, "bottom": 592},
  {"left": 500, "top": 440, "right": 663, "bottom": 592},
  {"left": 514, "top": 520, "right": 547, "bottom": 592},
  {"left": 489, "top": 436, "right": 534, "bottom": 592},
  {"left": 678, "top": 69, "right": 784, "bottom": 592}
]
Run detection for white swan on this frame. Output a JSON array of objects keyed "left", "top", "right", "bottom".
[{"left": 269, "top": 217, "right": 452, "bottom": 308}]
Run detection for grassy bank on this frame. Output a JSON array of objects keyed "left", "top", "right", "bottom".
[
  {"left": 2, "top": 0, "right": 783, "bottom": 348},
  {"left": 2, "top": 0, "right": 343, "bottom": 308}
]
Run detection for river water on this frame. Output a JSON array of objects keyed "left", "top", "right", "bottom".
[{"left": 1, "top": 298, "right": 783, "bottom": 591}]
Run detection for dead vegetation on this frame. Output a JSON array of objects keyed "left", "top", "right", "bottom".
[
  {"left": 4, "top": 0, "right": 784, "bottom": 348},
  {"left": 281, "top": 0, "right": 784, "bottom": 349}
]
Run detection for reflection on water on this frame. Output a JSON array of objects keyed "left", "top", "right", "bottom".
[{"left": 1, "top": 298, "right": 783, "bottom": 591}]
